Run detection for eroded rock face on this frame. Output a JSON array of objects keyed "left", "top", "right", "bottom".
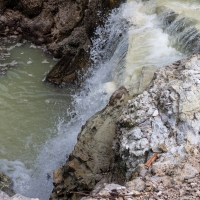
[
  {"left": 80, "top": 145, "right": 200, "bottom": 200},
  {"left": 0, "top": 0, "right": 122, "bottom": 85},
  {"left": 51, "top": 54, "right": 200, "bottom": 199},
  {"left": 50, "top": 86, "right": 129, "bottom": 200},
  {"left": 117, "top": 53, "right": 200, "bottom": 177},
  {"left": 77, "top": 53, "right": 200, "bottom": 200}
]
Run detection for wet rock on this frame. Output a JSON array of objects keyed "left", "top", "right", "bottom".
[
  {"left": 109, "top": 86, "right": 128, "bottom": 106},
  {"left": 50, "top": 54, "right": 200, "bottom": 200},
  {"left": 0, "top": 0, "right": 122, "bottom": 85},
  {"left": 46, "top": 47, "right": 90, "bottom": 85},
  {"left": 0, "top": 172, "right": 12, "bottom": 190},
  {"left": 0, "top": 191, "right": 39, "bottom": 200},
  {"left": 50, "top": 86, "right": 129, "bottom": 200},
  {"left": 0, "top": 173, "right": 15, "bottom": 197}
]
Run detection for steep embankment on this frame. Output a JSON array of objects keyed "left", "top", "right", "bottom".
[
  {"left": 0, "top": 0, "right": 121, "bottom": 85},
  {"left": 50, "top": 0, "right": 200, "bottom": 198},
  {"left": 51, "top": 53, "right": 200, "bottom": 200}
]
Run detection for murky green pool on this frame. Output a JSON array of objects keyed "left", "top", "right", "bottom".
[{"left": 0, "top": 37, "right": 74, "bottom": 196}]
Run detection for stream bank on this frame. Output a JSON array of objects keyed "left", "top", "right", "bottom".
[
  {"left": 0, "top": 0, "right": 122, "bottom": 85},
  {"left": 51, "top": 53, "right": 200, "bottom": 200}
]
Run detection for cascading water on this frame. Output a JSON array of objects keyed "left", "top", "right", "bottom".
[{"left": 0, "top": 0, "right": 200, "bottom": 199}]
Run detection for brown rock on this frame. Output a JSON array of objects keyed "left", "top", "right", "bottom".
[
  {"left": 19, "top": 0, "right": 43, "bottom": 17},
  {"left": 50, "top": 87, "right": 129, "bottom": 199},
  {"left": 53, "top": 168, "right": 63, "bottom": 186},
  {"left": 0, "top": 0, "right": 122, "bottom": 85},
  {"left": 109, "top": 86, "right": 128, "bottom": 106}
]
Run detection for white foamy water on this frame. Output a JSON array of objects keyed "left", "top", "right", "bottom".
[{"left": 1, "top": 0, "right": 200, "bottom": 199}]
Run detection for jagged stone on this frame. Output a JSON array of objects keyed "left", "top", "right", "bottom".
[
  {"left": 0, "top": 191, "right": 39, "bottom": 200},
  {"left": 78, "top": 53, "right": 200, "bottom": 200},
  {"left": 50, "top": 86, "right": 129, "bottom": 200},
  {"left": 117, "top": 53, "right": 200, "bottom": 177},
  {"left": 0, "top": 0, "right": 122, "bottom": 85}
]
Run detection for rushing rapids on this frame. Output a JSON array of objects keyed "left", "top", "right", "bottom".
[{"left": 0, "top": 0, "right": 200, "bottom": 199}]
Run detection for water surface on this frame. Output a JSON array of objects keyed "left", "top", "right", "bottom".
[{"left": 1, "top": 0, "right": 200, "bottom": 199}]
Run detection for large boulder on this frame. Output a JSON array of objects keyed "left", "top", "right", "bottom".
[
  {"left": 50, "top": 53, "right": 200, "bottom": 200},
  {"left": 50, "top": 86, "right": 129, "bottom": 200}
]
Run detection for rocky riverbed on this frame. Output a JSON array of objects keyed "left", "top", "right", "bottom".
[{"left": 51, "top": 53, "right": 200, "bottom": 200}]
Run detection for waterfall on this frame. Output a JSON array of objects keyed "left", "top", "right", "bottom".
[
  {"left": 1, "top": 0, "right": 200, "bottom": 199},
  {"left": 11, "top": 3, "right": 131, "bottom": 200}
]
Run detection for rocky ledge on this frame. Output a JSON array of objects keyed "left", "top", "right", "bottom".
[
  {"left": 51, "top": 53, "right": 200, "bottom": 199},
  {"left": 0, "top": 0, "right": 121, "bottom": 85}
]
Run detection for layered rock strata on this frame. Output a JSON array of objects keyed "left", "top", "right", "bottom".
[{"left": 0, "top": 0, "right": 121, "bottom": 85}]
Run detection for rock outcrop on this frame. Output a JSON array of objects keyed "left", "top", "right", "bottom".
[
  {"left": 50, "top": 86, "right": 129, "bottom": 200},
  {"left": 0, "top": 191, "right": 39, "bottom": 200},
  {"left": 117, "top": 53, "right": 200, "bottom": 177},
  {"left": 51, "top": 53, "right": 200, "bottom": 199},
  {"left": 0, "top": 0, "right": 122, "bottom": 85}
]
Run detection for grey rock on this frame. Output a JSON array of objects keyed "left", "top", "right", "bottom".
[
  {"left": 126, "top": 178, "right": 145, "bottom": 192},
  {"left": 117, "top": 54, "right": 200, "bottom": 177}
]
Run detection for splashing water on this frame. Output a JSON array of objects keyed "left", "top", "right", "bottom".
[{"left": 1, "top": 0, "right": 200, "bottom": 199}]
